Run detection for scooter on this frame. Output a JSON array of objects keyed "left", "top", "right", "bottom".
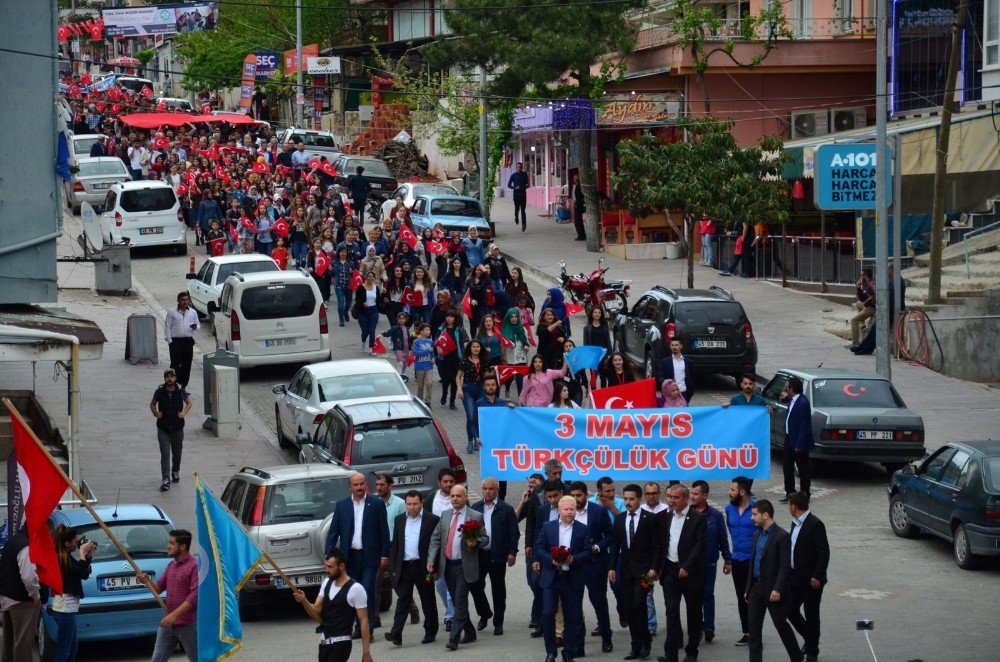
[{"left": 559, "top": 257, "right": 631, "bottom": 318}]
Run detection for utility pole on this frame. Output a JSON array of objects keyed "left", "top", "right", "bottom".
[
  {"left": 479, "top": 66, "right": 489, "bottom": 224},
  {"left": 295, "top": 0, "right": 304, "bottom": 126},
  {"left": 874, "top": 0, "right": 890, "bottom": 380}
]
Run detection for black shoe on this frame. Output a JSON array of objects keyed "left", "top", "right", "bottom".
[
  {"left": 735, "top": 634, "right": 750, "bottom": 646},
  {"left": 572, "top": 649, "right": 585, "bottom": 658},
  {"left": 401, "top": 375, "right": 409, "bottom": 383},
  {"left": 529, "top": 621, "right": 540, "bottom": 630},
  {"left": 160, "top": 481, "right": 170, "bottom": 492},
  {"left": 555, "top": 636, "right": 563, "bottom": 647},
  {"left": 564, "top": 657, "right": 577, "bottom": 662},
  {"left": 449, "top": 402, "right": 457, "bottom": 410},
  {"left": 624, "top": 653, "right": 641, "bottom": 661},
  {"left": 494, "top": 625, "right": 504, "bottom": 636},
  {"left": 445, "top": 640, "right": 458, "bottom": 651},
  {"left": 384, "top": 631, "right": 402, "bottom": 647},
  {"left": 546, "top": 655, "right": 557, "bottom": 662},
  {"left": 459, "top": 632, "right": 476, "bottom": 644},
  {"left": 704, "top": 629, "right": 714, "bottom": 643},
  {"left": 440, "top": 396, "right": 447, "bottom": 406},
  {"left": 514, "top": 218, "right": 519, "bottom": 225},
  {"left": 531, "top": 628, "right": 544, "bottom": 638},
  {"left": 421, "top": 636, "right": 436, "bottom": 644},
  {"left": 591, "top": 628, "right": 601, "bottom": 637},
  {"left": 778, "top": 494, "right": 790, "bottom": 503},
  {"left": 575, "top": 237, "right": 586, "bottom": 241},
  {"left": 171, "top": 472, "right": 180, "bottom": 483},
  {"left": 638, "top": 648, "right": 651, "bottom": 660},
  {"left": 522, "top": 224, "right": 526, "bottom": 232},
  {"left": 477, "top": 616, "right": 490, "bottom": 631},
  {"left": 445, "top": 619, "right": 453, "bottom": 632},
  {"left": 602, "top": 641, "right": 613, "bottom": 653}
]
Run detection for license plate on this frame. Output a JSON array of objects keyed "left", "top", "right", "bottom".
[
  {"left": 98, "top": 573, "right": 153, "bottom": 591},
  {"left": 265, "top": 338, "right": 297, "bottom": 347},
  {"left": 139, "top": 227, "right": 164, "bottom": 235},
  {"left": 92, "top": 183, "right": 111, "bottom": 190},
  {"left": 276, "top": 573, "right": 324, "bottom": 589},
  {"left": 695, "top": 339, "right": 727, "bottom": 349},
  {"left": 857, "top": 430, "right": 893, "bottom": 440},
  {"left": 395, "top": 474, "right": 423, "bottom": 485},
  {"left": 371, "top": 183, "right": 382, "bottom": 189}
]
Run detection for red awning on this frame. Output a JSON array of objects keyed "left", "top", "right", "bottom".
[
  {"left": 188, "top": 113, "right": 257, "bottom": 126},
  {"left": 120, "top": 112, "right": 196, "bottom": 129}
]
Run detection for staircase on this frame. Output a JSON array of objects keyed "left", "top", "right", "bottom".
[
  {"left": 903, "top": 224, "right": 1000, "bottom": 304},
  {"left": 342, "top": 103, "right": 412, "bottom": 156}
]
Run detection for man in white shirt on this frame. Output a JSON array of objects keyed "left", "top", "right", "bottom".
[
  {"left": 657, "top": 485, "right": 708, "bottom": 662},
  {"left": 386, "top": 490, "right": 440, "bottom": 646},
  {"left": 374, "top": 474, "right": 410, "bottom": 628},
  {"left": 641, "top": 482, "right": 668, "bottom": 637},
  {"left": 164, "top": 292, "right": 199, "bottom": 388},
  {"left": 427, "top": 469, "right": 457, "bottom": 630},
  {"left": 656, "top": 339, "right": 694, "bottom": 404}
]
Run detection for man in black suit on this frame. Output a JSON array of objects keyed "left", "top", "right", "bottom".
[
  {"left": 786, "top": 492, "right": 829, "bottom": 662},
  {"left": 568, "top": 481, "right": 614, "bottom": 654},
  {"left": 470, "top": 477, "right": 520, "bottom": 636},
  {"left": 656, "top": 339, "right": 695, "bottom": 404},
  {"left": 532, "top": 480, "right": 567, "bottom": 639},
  {"left": 515, "top": 473, "right": 545, "bottom": 632},
  {"left": 779, "top": 376, "right": 814, "bottom": 502},
  {"left": 744, "top": 500, "right": 800, "bottom": 662},
  {"left": 656, "top": 484, "right": 707, "bottom": 662},
  {"left": 609, "top": 484, "right": 663, "bottom": 661},
  {"left": 385, "top": 490, "right": 440, "bottom": 646}
]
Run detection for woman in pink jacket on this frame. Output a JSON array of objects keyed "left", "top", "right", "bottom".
[{"left": 518, "top": 353, "right": 568, "bottom": 407}]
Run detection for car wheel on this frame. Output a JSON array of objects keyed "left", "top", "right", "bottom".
[
  {"left": 37, "top": 616, "right": 57, "bottom": 662},
  {"left": 882, "top": 462, "right": 906, "bottom": 475},
  {"left": 644, "top": 350, "right": 654, "bottom": 380},
  {"left": 953, "top": 523, "right": 980, "bottom": 570},
  {"left": 888, "top": 494, "right": 918, "bottom": 538},
  {"left": 175, "top": 243, "right": 188, "bottom": 256},
  {"left": 275, "top": 406, "right": 294, "bottom": 450}
]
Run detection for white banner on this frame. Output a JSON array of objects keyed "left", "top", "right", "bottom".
[
  {"left": 306, "top": 56, "right": 342, "bottom": 75},
  {"left": 102, "top": 3, "right": 218, "bottom": 37}
]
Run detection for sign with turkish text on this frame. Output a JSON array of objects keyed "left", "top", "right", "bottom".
[
  {"left": 596, "top": 93, "right": 682, "bottom": 127},
  {"left": 306, "top": 56, "right": 342, "bottom": 75},
  {"left": 239, "top": 54, "right": 257, "bottom": 111},
  {"left": 102, "top": 2, "right": 218, "bottom": 37},
  {"left": 479, "top": 406, "right": 769, "bottom": 481},
  {"left": 283, "top": 44, "right": 319, "bottom": 74},
  {"left": 254, "top": 52, "right": 279, "bottom": 79},
  {"left": 815, "top": 144, "right": 893, "bottom": 210}
]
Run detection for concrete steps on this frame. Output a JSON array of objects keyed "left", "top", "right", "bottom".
[
  {"left": 913, "top": 224, "right": 1000, "bottom": 267},
  {"left": 904, "top": 249, "right": 1000, "bottom": 304}
]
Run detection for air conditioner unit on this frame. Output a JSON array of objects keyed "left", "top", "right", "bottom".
[
  {"left": 830, "top": 107, "right": 869, "bottom": 132},
  {"left": 790, "top": 110, "right": 830, "bottom": 139}
]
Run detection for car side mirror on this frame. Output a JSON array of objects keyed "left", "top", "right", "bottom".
[
  {"left": 901, "top": 463, "right": 916, "bottom": 476},
  {"left": 296, "top": 432, "right": 311, "bottom": 446},
  {"left": 272, "top": 384, "right": 286, "bottom": 394},
  {"left": 185, "top": 272, "right": 197, "bottom": 280},
  {"left": 754, "top": 385, "right": 762, "bottom": 395}
]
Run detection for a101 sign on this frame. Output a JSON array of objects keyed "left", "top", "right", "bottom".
[{"left": 814, "top": 144, "right": 892, "bottom": 210}]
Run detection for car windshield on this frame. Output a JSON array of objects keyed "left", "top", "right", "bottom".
[
  {"left": 349, "top": 160, "right": 393, "bottom": 178},
  {"left": 79, "top": 160, "right": 128, "bottom": 177},
  {"left": 355, "top": 420, "right": 443, "bottom": 463},
  {"left": 74, "top": 137, "right": 100, "bottom": 154},
  {"left": 216, "top": 260, "right": 279, "bottom": 284},
  {"left": 317, "top": 373, "right": 408, "bottom": 403},
  {"left": 120, "top": 188, "right": 176, "bottom": 212},
  {"left": 264, "top": 477, "right": 350, "bottom": 524},
  {"left": 292, "top": 133, "right": 337, "bottom": 148},
  {"left": 984, "top": 458, "right": 1000, "bottom": 493},
  {"left": 240, "top": 283, "right": 315, "bottom": 319},
  {"left": 811, "top": 379, "right": 904, "bottom": 408},
  {"left": 430, "top": 199, "right": 482, "bottom": 217},
  {"left": 75, "top": 521, "right": 172, "bottom": 562},
  {"left": 673, "top": 301, "right": 744, "bottom": 326}
]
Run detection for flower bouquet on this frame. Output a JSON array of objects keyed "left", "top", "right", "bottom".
[
  {"left": 458, "top": 519, "right": 484, "bottom": 548},
  {"left": 639, "top": 572, "right": 655, "bottom": 594},
  {"left": 550, "top": 545, "right": 572, "bottom": 573},
  {"left": 424, "top": 571, "right": 436, "bottom": 585}
]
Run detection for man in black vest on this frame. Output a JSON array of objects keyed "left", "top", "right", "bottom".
[
  {"left": 0, "top": 526, "right": 42, "bottom": 662},
  {"left": 149, "top": 368, "right": 192, "bottom": 493},
  {"left": 295, "top": 548, "right": 373, "bottom": 662}
]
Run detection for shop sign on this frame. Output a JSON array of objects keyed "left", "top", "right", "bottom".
[{"left": 596, "top": 94, "right": 681, "bottom": 126}]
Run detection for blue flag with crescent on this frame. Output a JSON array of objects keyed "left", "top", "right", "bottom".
[
  {"left": 196, "top": 476, "right": 263, "bottom": 661},
  {"left": 565, "top": 345, "right": 607, "bottom": 374}
]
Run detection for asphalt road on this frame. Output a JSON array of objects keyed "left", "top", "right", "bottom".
[{"left": 72, "top": 236, "right": 1000, "bottom": 662}]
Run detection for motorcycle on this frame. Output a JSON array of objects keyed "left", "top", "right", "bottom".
[{"left": 558, "top": 257, "right": 631, "bottom": 319}]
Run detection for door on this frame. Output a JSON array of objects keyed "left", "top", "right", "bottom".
[
  {"left": 214, "top": 284, "right": 233, "bottom": 346},
  {"left": 102, "top": 191, "right": 119, "bottom": 243},
  {"left": 290, "top": 369, "right": 315, "bottom": 435},
  {"left": 119, "top": 187, "right": 180, "bottom": 244},
  {"left": 907, "top": 447, "right": 956, "bottom": 529},
  {"left": 280, "top": 369, "right": 306, "bottom": 435},
  {"left": 237, "top": 282, "right": 320, "bottom": 359},
  {"left": 926, "top": 449, "right": 972, "bottom": 536},
  {"left": 761, "top": 373, "right": 791, "bottom": 448},
  {"left": 622, "top": 296, "right": 651, "bottom": 360},
  {"left": 189, "top": 261, "right": 215, "bottom": 314},
  {"left": 305, "top": 413, "right": 345, "bottom": 465}
]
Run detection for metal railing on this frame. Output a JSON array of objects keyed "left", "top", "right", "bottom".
[
  {"left": 710, "top": 234, "right": 861, "bottom": 285},
  {"left": 963, "top": 219, "right": 1000, "bottom": 279}
]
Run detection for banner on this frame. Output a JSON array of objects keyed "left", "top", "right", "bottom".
[
  {"left": 595, "top": 93, "right": 682, "bottom": 127},
  {"left": 238, "top": 54, "right": 257, "bottom": 111},
  {"left": 479, "top": 406, "right": 769, "bottom": 481},
  {"left": 283, "top": 44, "right": 319, "bottom": 74},
  {"left": 102, "top": 2, "right": 218, "bottom": 37},
  {"left": 307, "top": 56, "right": 342, "bottom": 75},
  {"left": 254, "top": 52, "right": 279, "bottom": 79}
]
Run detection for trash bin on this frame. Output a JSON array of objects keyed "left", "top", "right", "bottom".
[
  {"left": 665, "top": 242, "right": 683, "bottom": 259},
  {"left": 95, "top": 245, "right": 132, "bottom": 295}
]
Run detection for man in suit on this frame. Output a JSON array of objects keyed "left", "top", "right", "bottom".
[
  {"left": 426, "top": 468, "right": 458, "bottom": 631},
  {"left": 532, "top": 480, "right": 567, "bottom": 640},
  {"left": 609, "top": 484, "right": 663, "bottom": 661},
  {"left": 656, "top": 339, "right": 695, "bottom": 404},
  {"left": 515, "top": 473, "right": 545, "bottom": 632},
  {"left": 568, "top": 481, "right": 614, "bottom": 654},
  {"left": 779, "top": 377, "right": 814, "bottom": 502},
  {"left": 689, "top": 480, "right": 731, "bottom": 645},
  {"left": 427, "top": 484, "right": 489, "bottom": 651},
  {"left": 470, "top": 477, "right": 520, "bottom": 636},
  {"left": 324, "top": 472, "right": 390, "bottom": 636},
  {"left": 786, "top": 492, "right": 830, "bottom": 662},
  {"left": 534, "top": 495, "right": 592, "bottom": 662},
  {"left": 744, "top": 500, "right": 800, "bottom": 662},
  {"left": 385, "top": 490, "right": 440, "bottom": 647},
  {"left": 657, "top": 484, "right": 707, "bottom": 662}
]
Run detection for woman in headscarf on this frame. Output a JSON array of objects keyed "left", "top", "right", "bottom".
[
  {"left": 359, "top": 244, "right": 386, "bottom": 283},
  {"left": 500, "top": 307, "right": 529, "bottom": 396},
  {"left": 429, "top": 290, "right": 453, "bottom": 338},
  {"left": 659, "top": 379, "right": 688, "bottom": 408},
  {"left": 543, "top": 287, "right": 571, "bottom": 338}
]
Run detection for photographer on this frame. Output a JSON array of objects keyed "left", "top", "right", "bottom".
[{"left": 51, "top": 525, "right": 97, "bottom": 662}]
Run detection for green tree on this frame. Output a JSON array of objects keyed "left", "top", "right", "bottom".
[
  {"left": 614, "top": 118, "right": 789, "bottom": 287},
  {"left": 425, "top": 0, "right": 644, "bottom": 250}
]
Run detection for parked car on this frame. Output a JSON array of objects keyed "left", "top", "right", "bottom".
[
  {"left": 69, "top": 134, "right": 103, "bottom": 165},
  {"left": 64, "top": 156, "right": 131, "bottom": 214},
  {"left": 330, "top": 155, "right": 398, "bottom": 198},
  {"left": 220, "top": 464, "right": 354, "bottom": 607},
  {"left": 379, "top": 182, "right": 459, "bottom": 221},
  {"left": 410, "top": 194, "right": 492, "bottom": 240},
  {"left": 761, "top": 368, "right": 925, "bottom": 473},
  {"left": 888, "top": 440, "right": 1000, "bottom": 569},
  {"left": 613, "top": 285, "right": 756, "bottom": 381},
  {"left": 272, "top": 359, "right": 411, "bottom": 449},
  {"left": 100, "top": 181, "right": 186, "bottom": 254},
  {"left": 297, "top": 399, "right": 467, "bottom": 500},
  {"left": 277, "top": 127, "right": 340, "bottom": 159},
  {"left": 213, "top": 270, "right": 331, "bottom": 367},
  {"left": 38, "top": 504, "right": 176, "bottom": 660},
  {"left": 186, "top": 254, "right": 281, "bottom": 319},
  {"left": 154, "top": 97, "right": 193, "bottom": 112},
  {"left": 109, "top": 76, "right": 154, "bottom": 95}
]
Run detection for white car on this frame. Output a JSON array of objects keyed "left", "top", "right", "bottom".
[
  {"left": 379, "top": 182, "right": 460, "bottom": 221},
  {"left": 64, "top": 157, "right": 131, "bottom": 214},
  {"left": 69, "top": 134, "right": 103, "bottom": 165},
  {"left": 100, "top": 181, "right": 186, "bottom": 254},
  {"left": 272, "top": 359, "right": 411, "bottom": 449},
  {"left": 154, "top": 97, "right": 193, "bottom": 112},
  {"left": 186, "top": 254, "right": 281, "bottom": 319}
]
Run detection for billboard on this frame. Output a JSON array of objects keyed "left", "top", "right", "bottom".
[
  {"left": 102, "top": 3, "right": 218, "bottom": 37},
  {"left": 814, "top": 144, "right": 893, "bottom": 211},
  {"left": 284, "top": 44, "right": 318, "bottom": 74},
  {"left": 239, "top": 54, "right": 257, "bottom": 111},
  {"left": 596, "top": 93, "right": 681, "bottom": 126},
  {"left": 254, "top": 52, "right": 279, "bottom": 79},
  {"left": 307, "top": 56, "right": 341, "bottom": 75}
]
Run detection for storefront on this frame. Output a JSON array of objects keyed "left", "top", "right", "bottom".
[{"left": 498, "top": 106, "right": 571, "bottom": 212}]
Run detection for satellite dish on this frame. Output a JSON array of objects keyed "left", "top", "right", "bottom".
[{"left": 80, "top": 202, "right": 105, "bottom": 253}]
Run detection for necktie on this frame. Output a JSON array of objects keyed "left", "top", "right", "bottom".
[
  {"left": 628, "top": 513, "right": 636, "bottom": 548},
  {"left": 445, "top": 510, "right": 461, "bottom": 560}
]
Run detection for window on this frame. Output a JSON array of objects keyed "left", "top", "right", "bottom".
[
  {"left": 348, "top": 159, "right": 394, "bottom": 178},
  {"left": 939, "top": 450, "right": 971, "bottom": 488},
  {"left": 921, "top": 447, "right": 956, "bottom": 482},
  {"left": 287, "top": 370, "right": 305, "bottom": 398},
  {"left": 215, "top": 259, "right": 279, "bottom": 285},
  {"left": 673, "top": 301, "right": 745, "bottom": 327},
  {"left": 263, "top": 478, "right": 349, "bottom": 525},
  {"left": 354, "top": 420, "right": 444, "bottom": 463},
  {"left": 393, "top": 1, "right": 431, "bottom": 40},
  {"left": 77, "top": 521, "right": 171, "bottom": 562},
  {"left": 196, "top": 260, "right": 213, "bottom": 284},
  {"left": 837, "top": 0, "right": 855, "bottom": 34},
  {"left": 984, "top": 458, "right": 1000, "bottom": 492},
  {"left": 762, "top": 374, "right": 790, "bottom": 401},
  {"left": 792, "top": 0, "right": 812, "bottom": 38},
  {"left": 988, "top": 0, "right": 1000, "bottom": 66},
  {"left": 73, "top": 137, "right": 100, "bottom": 155},
  {"left": 239, "top": 283, "right": 316, "bottom": 319},
  {"left": 298, "top": 371, "right": 314, "bottom": 400},
  {"left": 222, "top": 478, "right": 249, "bottom": 515},
  {"left": 78, "top": 160, "right": 129, "bottom": 177},
  {"left": 430, "top": 199, "right": 483, "bottom": 217},
  {"left": 120, "top": 188, "right": 176, "bottom": 212},
  {"left": 317, "top": 373, "right": 407, "bottom": 403},
  {"left": 811, "top": 379, "right": 904, "bottom": 408}
]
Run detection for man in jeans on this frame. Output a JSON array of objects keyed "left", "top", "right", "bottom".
[
  {"left": 849, "top": 269, "right": 876, "bottom": 348},
  {"left": 698, "top": 212, "right": 716, "bottom": 267},
  {"left": 690, "top": 480, "right": 732, "bottom": 643},
  {"left": 725, "top": 476, "right": 756, "bottom": 645},
  {"left": 139, "top": 530, "right": 198, "bottom": 662},
  {"left": 149, "top": 368, "right": 192, "bottom": 492}
]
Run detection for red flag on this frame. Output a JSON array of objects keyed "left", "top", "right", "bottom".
[
  {"left": 315, "top": 252, "right": 331, "bottom": 277},
  {"left": 208, "top": 237, "right": 226, "bottom": 257},
  {"left": 406, "top": 353, "right": 415, "bottom": 367},
  {"left": 94, "top": 101, "right": 106, "bottom": 113},
  {"left": 272, "top": 218, "right": 289, "bottom": 238},
  {"left": 140, "top": 85, "right": 153, "bottom": 99},
  {"left": 461, "top": 289, "right": 472, "bottom": 318},
  {"left": 57, "top": 25, "right": 71, "bottom": 43},
  {"left": 240, "top": 215, "right": 256, "bottom": 233},
  {"left": 154, "top": 137, "right": 170, "bottom": 150},
  {"left": 372, "top": 337, "right": 387, "bottom": 354},
  {"left": 591, "top": 378, "right": 658, "bottom": 409},
  {"left": 493, "top": 318, "right": 503, "bottom": 335},
  {"left": 499, "top": 334, "right": 514, "bottom": 349},
  {"left": 525, "top": 326, "right": 537, "bottom": 347},
  {"left": 7, "top": 404, "right": 68, "bottom": 595},
  {"left": 398, "top": 224, "right": 419, "bottom": 250},
  {"left": 319, "top": 161, "right": 337, "bottom": 178},
  {"left": 228, "top": 223, "right": 238, "bottom": 244},
  {"left": 307, "top": 158, "right": 321, "bottom": 172},
  {"left": 176, "top": 183, "right": 188, "bottom": 197},
  {"left": 156, "top": 101, "right": 167, "bottom": 112},
  {"left": 496, "top": 364, "right": 529, "bottom": 385},
  {"left": 89, "top": 24, "right": 103, "bottom": 41},
  {"left": 565, "top": 300, "right": 585, "bottom": 316},
  {"left": 426, "top": 240, "right": 445, "bottom": 255},
  {"left": 277, "top": 165, "right": 293, "bottom": 179},
  {"left": 401, "top": 287, "right": 423, "bottom": 307},
  {"left": 435, "top": 332, "right": 457, "bottom": 355},
  {"left": 214, "top": 165, "right": 227, "bottom": 180},
  {"left": 349, "top": 269, "right": 363, "bottom": 290},
  {"left": 486, "top": 286, "right": 495, "bottom": 307},
  {"left": 202, "top": 103, "right": 212, "bottom": 114},
  {"left": 111, "top": 103, "right": 122, "bottom": 115},
  {"left": 252, "top": 161, "right": 269, "bottom": 175}
]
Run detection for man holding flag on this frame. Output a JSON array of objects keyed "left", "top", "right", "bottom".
[{"left": 139, "top": 530, "right": 199, "bottom": 662}]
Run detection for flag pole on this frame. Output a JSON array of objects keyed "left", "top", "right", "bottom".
[{"left": 1, "top": 398, "right": 167, "bottom": 609}]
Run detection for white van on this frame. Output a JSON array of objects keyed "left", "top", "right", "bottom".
[
  {"left": 101, "top": 181, "right": 186, "bottom": 254},
  {"left": 214, "top": 271, "right": 331, "bottom": 367}
]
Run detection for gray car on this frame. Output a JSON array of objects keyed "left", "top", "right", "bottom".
[
  {"left": 761, "top": 368, "right": 926, "bottom": 473},
  {"left": 297, "top": 398, "right": 467, "bottom": 500},
  {"left": 65, "top": 157, "right": 131, "bottom": 213}
]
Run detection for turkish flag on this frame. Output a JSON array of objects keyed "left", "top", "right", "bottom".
[
  {"left": 349, "top": 269, "right": 363, "bottom": 289},
  {"left": 95, "top": 101, "right": 106, "bottom": 113},
  {"left": 499, "top": 334, "right": 514, "bottom": 348},
  {"left": 525, "top": 326, "right": 537, "bottom": 347},
  {"left": 591, "top": 378, "right": 658, "bottom": 409},
  {"left": 434, "top": 332, "right": 457, "bottom": 356},
  {"left": 57, "top": 25, "right": 71, "bottom": 43},
  {"left": 565, "top": 301, "right": 585, "bottom": 316},
  {"left": 406, "top": 353, "right": 415, "bottom": 367},
  {"left": 398, "top": 225, "right": 419, "bottom": 250},
  {"left": 176, "top": 184, "right": 188, "bottom": 197},
  {"left": 228, "top": 224, "right": 239, "bottom": 244},
  {"left": 68, "top": 84, "right": 81, "bottom": 99},
  {"left": 315, "top": 252, "right": 331, "bottom": 277},
  {"left": 241, "top": 215, "right": 256, "bottom": 233},
  {"left": 401, "top": 287, "right": 423, "bottom": 307},
  {"left": 320, "top": 162, "right": 337, "bottom": 178},
  {"left": 277, "top": 165, "right": 292, "bottom": 179},
  {"left": 307, "top": 158, "right": 321, "bottom": 172},
  {"left": 208, "top": 237, "right": 226, "bottom": 256},
  {"left": 252, "top": 161, "right": 269, "bottom": 175},
  {"left": 496, "top": 364, "right": 529, "bottom": 385},
  {"left": 184, "top": 170, "right": 198, "bottom": 186},
  {"left": 461, "top": 289, "right": 472, "bottom": 318},
  {"left": 272, "top": 218, "right": 289, "bottom": 238},
  {"left": 89, "top": 24, "right": 103, "bottom": 41},
  {"left": 140, "top": 85, "right": 153, "bottom": 99},
  {"left": 6, "top": 403, "right": 69, "bottom": 595},
  {"left": 426, "top": 240, "right": 445, "bottom": 255},
  {"left": 372, "top": 337, "right": 387, "bottom": 354},
  {"left": 80, "top": 73, "right": 92, "bottom": 86},
  {"left": 154, "top": 137, "right": 170, "bottom": 150},
  {"left": 493, "top": 318, "right": 502, "bottom": 335},
  {"left": 202, "top": 103, "right": 212, "bottom": 114},
  {"left": 156, "top": 101, "right": 167, "bottom": 112},
  {"left": 111, "top": 102, "right": 122, "bottom": 115}
]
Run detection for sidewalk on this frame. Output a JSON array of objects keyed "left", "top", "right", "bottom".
[
  {"left": 489, "top": 196, "right": 1000, "bottom": 446},
  {"left": 1, "top": 213, "right": 284, "bottom": 532}
]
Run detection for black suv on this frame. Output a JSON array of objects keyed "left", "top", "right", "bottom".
[{"left": 613, "top": 285, "right": 757, "bottom": 381}]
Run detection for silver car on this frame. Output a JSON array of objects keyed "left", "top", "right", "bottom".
[
  {"left": 761, "top": 368, "right": 926, "bottom": 473},
  {"left": 65, "top": 157, "right": 131, "bottom": 213}
]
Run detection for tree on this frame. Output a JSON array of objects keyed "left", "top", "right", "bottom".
[
  {"left": 614, "top": 118, "right": 789, "bottom": 287},
  {"left": 425, "top": 0, "right": 645, "bottom": 250}
]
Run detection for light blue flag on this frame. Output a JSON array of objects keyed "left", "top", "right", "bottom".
[
  {"left": 94, "top": 75, "right": 116, "bottom": 92},
  {"left": 565, "top": 345, "right": 607, "bottom": 374},
  {"left": 196, "top": 476, "right": 263, "bottom": 661}
]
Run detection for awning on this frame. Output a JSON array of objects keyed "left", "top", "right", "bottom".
[
  {"left": 188, "top": 113, "right": 257, "bottom": 126},
  {"left": 120, "top": 112, "right": 197, "bottom": 129},
  {"left": 0, "top": 306, "right": 107, "bottom": 362}
]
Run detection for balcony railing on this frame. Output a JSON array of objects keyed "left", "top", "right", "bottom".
[{"left": 633, "top": 14, "right": 876, "bottom": 49}]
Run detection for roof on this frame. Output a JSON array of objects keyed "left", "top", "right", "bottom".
[
  {"left": 306, "top": 358, "right": 403, "bottom": 378},
  {"left": 238, "top": 463, "right": 355, "bottom": 482},
  {"left": 228, "top": 270, "right": 311, "bottom": 285},
  {"left": 946, "top": 440, "right": 1000, "bottom": 456},
  {"left": 776, "top": 368, "right": 889, "bottom": 380},
  {"left": 340, "top": 399, "right": 430, "bottom": 425},
  {"left": 649, "top": 286, "right": 735, "bottom": 301},
  {"left": 115, "top": 180, "right": 172, "bottom": 190},
  {"left": 207, "top": 254, "right": 277, "bottom": 266},
  {"left": 419, "top": 193, "right": 481, "bottom": 203},
  {"left": 75, "top": 156, "right": 122, "bottom": 164},
  {"left": 51, "top": 504, "right": 171, "bottom": 526},
  {"left": 0, "top": 305, "right": 107, "bottom": 347}
]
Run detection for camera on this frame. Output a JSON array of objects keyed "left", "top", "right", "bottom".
[
  {"left": 856, "top": 619, "right": 874, "bottom": 631},
  {"left": 78, "top": 537, "right": 89, "bottom": 546}
]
